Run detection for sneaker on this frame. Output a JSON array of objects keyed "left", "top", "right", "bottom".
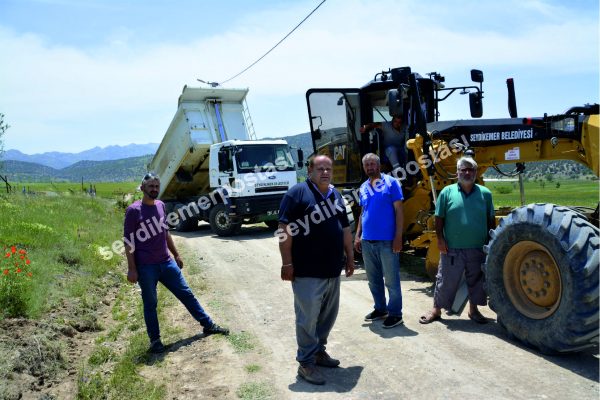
[
  {"left": 315, "top": 351, "right": 340, "bottom": 368},
  {"left": 364, "top": 309, "right": 388, "bottom": 321},
  {"left": 298, "top": 364, "right": 326, "bottom": 385},
  {"left": 203, "top": 323, "right": 230, "bottom": 336},
  {"left": 382, "top": 316, "right": 404, "bottom": 329},
  {"left": 149, "top": 339, "right": 165, "bottom": 353}
]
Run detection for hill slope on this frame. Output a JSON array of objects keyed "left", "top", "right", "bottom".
[
  {"left": 1, "top": 155, "right": 152, "bottom": 182},
  {"left": 4, "top": 144, "right": 158, "bottom": 169},
  {"left": 1, "top": 132, "right": 596, "bottom": 183}
]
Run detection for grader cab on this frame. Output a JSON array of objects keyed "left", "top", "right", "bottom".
[{"left": 305, "top": 67, "right": 599, "bottom": 353}]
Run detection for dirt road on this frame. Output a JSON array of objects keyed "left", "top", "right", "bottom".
[{"left": 155, "top": 224, "right": 598, "bottom": 399}]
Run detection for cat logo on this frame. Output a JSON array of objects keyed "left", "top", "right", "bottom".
[{"left": 334, "top": 144, "right": 346, "bottom": 161}]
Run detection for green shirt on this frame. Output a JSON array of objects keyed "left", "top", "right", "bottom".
[{"left": 435, "top": 183, "right": 494, "bottom": 249}]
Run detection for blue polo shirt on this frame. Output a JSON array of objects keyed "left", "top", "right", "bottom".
[
  {"left": 435, "top": 183, "right": 494, "bottom": 249},
  {"left": 278, "top": 179, "right": 350, "bottom": 278},
  {"left": 358, "top": 173, "right": 404, "bottom": 240}
]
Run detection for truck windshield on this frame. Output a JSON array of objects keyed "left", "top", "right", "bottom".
[{"left": 235, "top": 144, "right": 295, "bottom": 173}]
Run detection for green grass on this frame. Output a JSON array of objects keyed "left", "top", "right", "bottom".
[
  {"left": 0, "top": 193, "right": 125, "bottom": 318},
  {"left": 0, "top": 189, "right": 172, "bottom": 398},
  {"left": 227, "top": 331, "right": 256, "bottom": 353},
  {"left": 236, "top": 382, "right": 274, "bottom": 400},
  {"left": 245, "top": 364, "right": 261, "bottom": 373},
  {"left": 16, "top": 181, "right": 139, "bottom": 200},
  {"left": 485, "top": 179, "right": 599, "bottom": 208}
]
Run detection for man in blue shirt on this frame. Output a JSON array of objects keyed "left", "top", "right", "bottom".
[
  {"left": 277, "top": 155, "right": 354, "bottom": 385},
  {"left": 419, "top": 156, "right": 495, "bottom": 325},
  {"left": 354, "top": 153, "right": 405, "bottom": 328}
]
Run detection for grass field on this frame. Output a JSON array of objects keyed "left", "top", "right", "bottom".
[
  {"left": 0, "top": 193, "right": 125, "bottom": 318},
  {"left": 12, "top": 181, "right": 139, "bottom": 199},
  {"left": 485, "top": 179, "right": 599, "bottom": 209},
  {"left": 0, "top": 191, "right": 169, "bottom": 399}
]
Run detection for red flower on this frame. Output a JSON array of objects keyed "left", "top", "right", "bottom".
[
  {"left": 11, "top": 246, "right": 16, "bottom": 253},
  {"left": 18, "top": 249, "right": 26, "bottom": 255},
  {"left": 16, "top": 268, "right": 22, "bottom": 273},
  {"left": 2, "top": 269, "right": 8, "bottom": 275},
  {"left": 20, "top": 255, "right": 24, "bottom": 260},
  {"left": 4, "top": 252, "right": 10, "bottom": 258},
  {"left": 26, "top": 259, "right": 31, "bottom": 265}
]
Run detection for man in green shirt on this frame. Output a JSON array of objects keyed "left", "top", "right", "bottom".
[{"left": 419, "top": 156, "right": 495, "bottom": 324}]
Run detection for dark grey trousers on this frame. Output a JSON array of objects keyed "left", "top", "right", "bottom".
[
  {"left": 292, "top": 276, "right": 340, "bottom": 366},
  {"left": 433, "top": 248, "right": 486, "bottom": 310}
]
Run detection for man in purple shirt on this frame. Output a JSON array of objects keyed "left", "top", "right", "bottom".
[{"left": 124, "top": 173, "right": 228, "bottom": 353}]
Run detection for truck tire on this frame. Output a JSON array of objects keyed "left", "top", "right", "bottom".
[
  {"left": 484, "top": 203, "right": 599, "bottom": 353},
  {"left": 168, "top": 203, "right": 199, "bottom": 232},
  {"left": 264, "top": 220, "right": 279, "bottom": 230},
  {"left": 209, "top": 204, "right": 241, "bottom": 236},
  {"left": 175, "top": 216, "right": 199, "bottom": 232}
]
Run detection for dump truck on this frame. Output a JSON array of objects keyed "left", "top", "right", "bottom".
[
  {"left": 305, "top": 66, "right": 599, "bottom": 353},
  {"left": 149, "top": 86, "right": 302, "bottom": 236}
]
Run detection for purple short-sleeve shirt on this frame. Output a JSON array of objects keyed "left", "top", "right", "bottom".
[{"left": 123, "top": 200, "right": 170, "bottom": 265}]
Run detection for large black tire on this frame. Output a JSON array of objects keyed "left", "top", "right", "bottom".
[
  {"left": 209, "top": 204, "right": 241, "bottom": 236},
  {"left": 264, "top": 220, "right": 279, "bottom": 230},
  {"left": 485, "top": 203, "right": 599, "bottom": 353},
  {"left": 167, "top": 203, "right": 198, "bottom": 232},
  {"left": 175, "top": 216, "right": 199, "bottom": 232}
]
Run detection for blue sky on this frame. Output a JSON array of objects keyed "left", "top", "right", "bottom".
[{"left": 0, "top": 0, "right": 598, "bottom": 154}]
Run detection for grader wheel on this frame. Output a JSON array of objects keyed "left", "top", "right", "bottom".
[
  {"left": 485, "top": 204, "right": 599, "bottom": 353},
  {"left": 502, "top": 241, "right": 562, "bottom": 319}
]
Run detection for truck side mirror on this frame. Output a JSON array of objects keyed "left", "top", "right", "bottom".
[
  {"left": 297, "top": 149, "right": 304, "bottom": 168},
  {"left": 218, "top": 149, "right": 231, "bottom": 171},
  {"left": 471, "top": 69, "right": 484, "bottom": 83},
  {"left": 469, "top": 92, "right": 483, "bottom": 118},
  {"left": 387, "top": 89, "right": 403, "bottom": 117}
]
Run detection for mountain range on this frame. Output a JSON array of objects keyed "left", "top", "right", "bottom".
[
  {"left": 0, "top": 134, "right": 313, "bottom": 182},
  {"left": 3, "top": 143, "right": 159, "bottom": 169},
  {"left": 0, "top": 133, "right": 594, "bottom": 183}
]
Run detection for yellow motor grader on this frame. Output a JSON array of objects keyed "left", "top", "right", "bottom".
[{"left": 305, "top": 66, "right": 598, "bottom": 353}]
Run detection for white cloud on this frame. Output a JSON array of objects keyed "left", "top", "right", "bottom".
[{"left": 0, "top": 0, "right": 597, "bottom": 152}]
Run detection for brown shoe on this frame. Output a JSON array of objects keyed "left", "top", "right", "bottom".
[
  {"left": 298, "top": 364, "right": 326, "bottom": 385},
  {"left": 315, "top": 351, "right": 340, "bottom": 368}
]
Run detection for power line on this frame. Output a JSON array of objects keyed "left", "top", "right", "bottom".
[{"left": 218, "top": 0, "right": 327, "bottom": 86}]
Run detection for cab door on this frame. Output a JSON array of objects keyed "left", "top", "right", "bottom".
[{"left": 306, "top": 89, "right": 362, "bottom": 187}]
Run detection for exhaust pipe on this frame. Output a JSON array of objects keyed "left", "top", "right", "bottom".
[{"left": 507, "top": 78, "right": 518, "bottom": 118}]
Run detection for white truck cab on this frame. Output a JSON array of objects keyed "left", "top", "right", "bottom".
[{"left": 148, "top": 86, "right": 302, "bottom": 235}]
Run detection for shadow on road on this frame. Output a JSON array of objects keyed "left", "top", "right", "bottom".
[
  {"left": 289, "top": 365, "right": 364, "bottom": 393},
  {"left": 420, "top": 302, "right": 600, "bottom": 383},
  {"left": 364, "top": 322, "right": 419, "bottom": 339},
  {"left": 142, "top": 333, "right": 204, "bottom": 365}
]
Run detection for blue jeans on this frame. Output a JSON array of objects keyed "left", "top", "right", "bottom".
[
  {"left": 137, "top": 258, "right": 213, "bottom": 342},
  {"left": 385, "top": 145, "right": 407, "bottom": 169},
  {"left": 292, "top": 277, "right": 340, "bottom": 366},
  {"left": 362, "top": 240, "right": 403, "bottom": 317}
]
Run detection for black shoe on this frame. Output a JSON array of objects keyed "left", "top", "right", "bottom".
[
  {"left": 364, "top": 309, "right": 388, "bottom": 321},
  {"left": 203, "top": 323, "right": 230, "bottom": 336},
  {"left": 382, "top": 316, "right": 404, "bottom": 329},
  {"left": 315, "top": 351, "right": 340, "bottom": 368},
  {"left": 298, "top": 364, "right": 326, "bottom": 385},
  {"left": 149, "top": 339, "right": 165, "bottom": 353}
]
